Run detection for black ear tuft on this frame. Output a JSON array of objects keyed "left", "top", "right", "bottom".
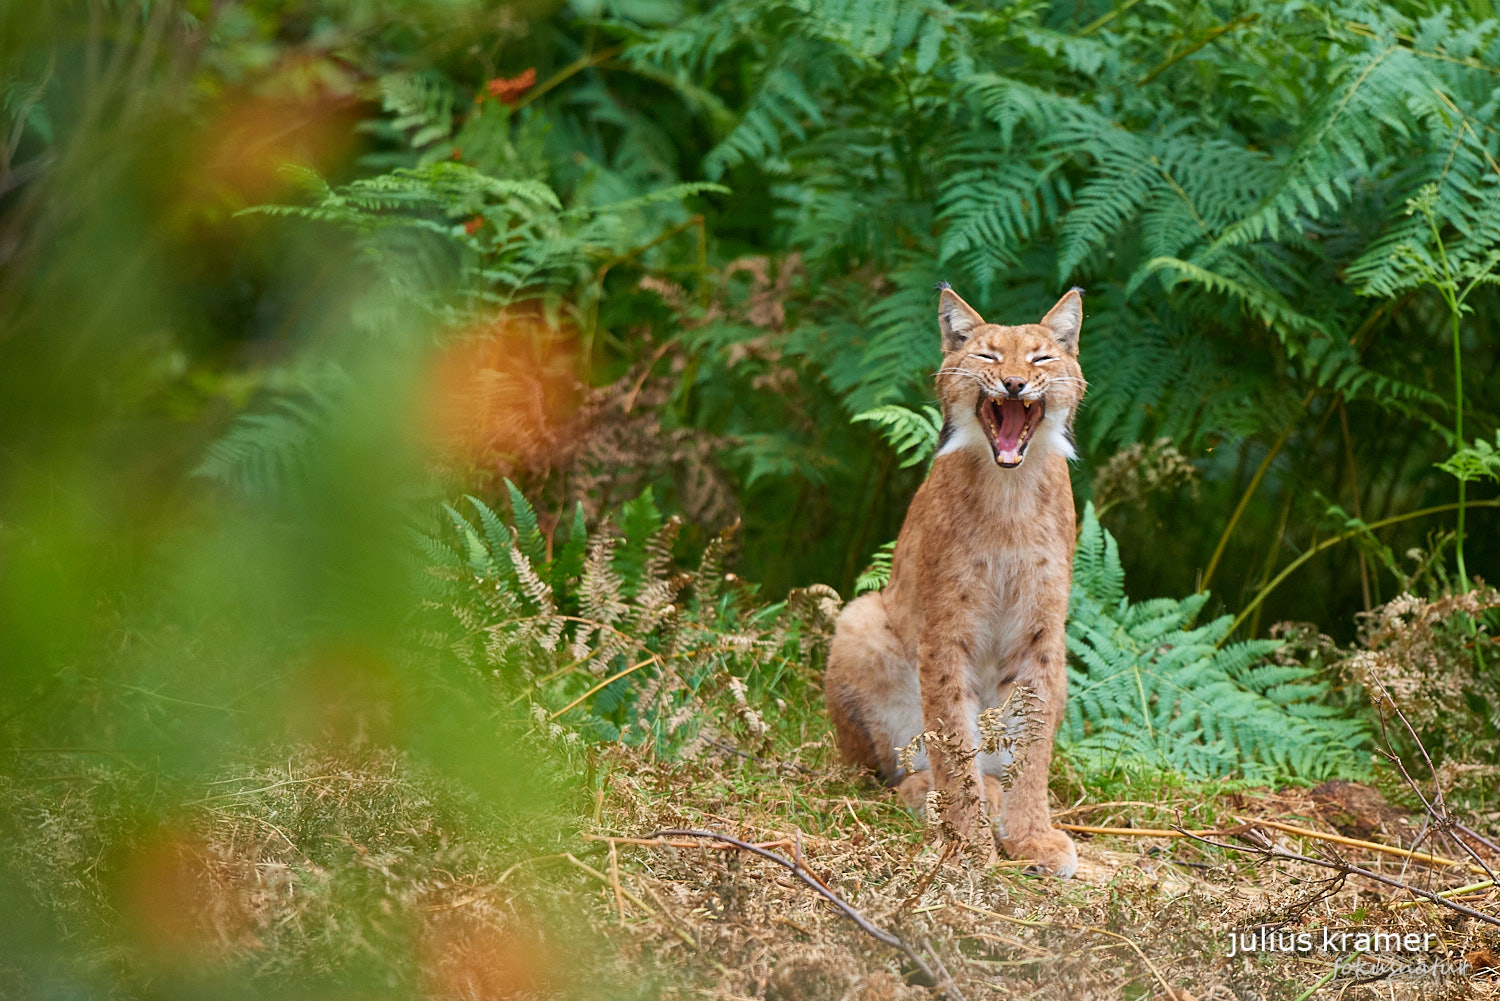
[
  {"left": 1068, "top": 286, "right": 1085, "bottom": 297},
  {"left": 934, "top": 280, "right": 952, "bottom": 292}
]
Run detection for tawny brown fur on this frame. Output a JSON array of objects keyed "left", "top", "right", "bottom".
[{"left": 825, "top": 286, "right": 1086, "bottom": 875}]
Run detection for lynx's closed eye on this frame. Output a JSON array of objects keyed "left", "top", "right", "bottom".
[
  {"left": 1032, "top": 355, "right": 1058, "bottom": 364},
  {"left": 972, "top": 352, "right": 1001, "bottom": 363}
]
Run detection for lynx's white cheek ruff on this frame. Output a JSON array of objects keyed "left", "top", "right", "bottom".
[{"left": 938, "top": 402, "right": 1076, "bottom": 465}]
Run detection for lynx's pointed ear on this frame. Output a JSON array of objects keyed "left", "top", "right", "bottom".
[
  {"left": 937, "top": 282, "right": 985, "bottom": 353},
  {"left": 1040, "top": 287, "right": 1083, "bottom": 354}
]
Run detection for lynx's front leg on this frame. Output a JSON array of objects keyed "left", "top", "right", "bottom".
[
  {"left": 917, "top": 636, "right": 996, "bottom": 861},
  {"left": 994, "top": 643, "right": 1077, "bottom": 877}
]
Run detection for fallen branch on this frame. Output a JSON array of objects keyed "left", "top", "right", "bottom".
[
  {"left": 951, "top": 899, "right": 1046, "bottom": 929},
  {"left": 1393, "top": 877, "right": 1496, "bottom": 910},
  {"left": 582, "top": 832, "right": 794, "bottom": 852},
  {"left": 1175, "top": 827, "right": 1500, "bottom": 929},
  {"left": 952, "top": 900, "right": 1180, "bottom": 998},
  {"left": 1058, "top": 817, "right": 1487, "bottom": 876},
  {"left": 1056, "top": 822, "right": 1222, "bottom": 838},
  {"left": 1052, "top": 800, "right": 1173, "bottom": 820},
  {"left": 1252, "top": 819, "right": 1486, "bottom": 876},
  {"left": 563, "top": 853, "right": 697, "bottom": 948},
  {"left": 1455, "top": 823, "right": 1500, "bottom": 858},
  {"left": 1365, "top": 671, "right": 1499, "bottom": 887},
  {"left": 651, "top": 828, "right": 964, "bottom": 1000}
]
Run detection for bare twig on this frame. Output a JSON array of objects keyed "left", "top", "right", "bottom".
[
  {"left": 1365, "top": 672, "right": 1499, "bottom": 886},
  {"left": 651, "top": 828, "right": 964, "bottom": 999},
  {"left": 920, "top": 938, "right": 963, "bottom": 998},
  {"left": 791, "top": 829, "right": 833, "bottom": 894},
  {"left": 550, "top": 655, "right": 659, "bottom": 718},
  {"left": 1456, "top": 823, "right": 1500, "bottom": 858},
  {"left": 1176, "top": 827, "right": 1500, "bottom": 928},
  {"left": 951, "top": 900, "right": 1047, "bottom": 929},
  {"left": 1057, "top": 822, "right": 1223, "bottom": 838},
  {"left": 1051, "top": 800, "right": 1173, "bottom": 820},
  {"left": 1392, "top": 877, "right": 1495, "bottom": 910},
  {"left": 1082, "top": 925, "right": 1180, "bottom": 999},
  {"left": 608, "top": 841, "right": 626, "bottom": 926},
  {"left": 1252, "top": 819, "right": 1487, "bottom": 876},
  {"left": 951, "top": 900, "right": 1178, "bottom": 996},
  {"left": 898, "top": 839, "right": 959, "bottom": 912},
  {"left": 1059, "top": 815, "right": 1490, "bottom": 881},
  {"left": 582, "top": 832, "right": 795, "bottom": 852},
  {"left": 564, "top": 854, "right": 697, "bottom": 947}
]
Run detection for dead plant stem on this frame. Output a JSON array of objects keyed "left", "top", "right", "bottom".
[{"left": 650, "top": 828, "right": 962, "bottom": 999}]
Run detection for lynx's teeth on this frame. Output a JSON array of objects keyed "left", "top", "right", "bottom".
[{"left": 1022, "top": 399, "right": 1032, "bottom": 409}]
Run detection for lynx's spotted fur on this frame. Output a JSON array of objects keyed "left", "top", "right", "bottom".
[{"left": 825, "top": 285, "right": 1085, "bottom": 875}]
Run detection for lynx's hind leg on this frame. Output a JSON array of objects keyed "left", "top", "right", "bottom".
[
  {"left": 824, "top": 593, "right": 923, "bottom": 783},
  {"left": 895, "top": 770, "right": 932, "bottom": 811}
]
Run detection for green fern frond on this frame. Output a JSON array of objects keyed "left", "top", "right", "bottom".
[
  {"left": 503, "top": 480, "right": 547, "bottom": 568},
  {"left": 854, "top": 539, "right": 896, "bottom": 594},
  {"left": 1132, "top": 255, "right": 1326, "bottom": 342},
  {"left": 1063, "top": 504, "right": 1367, "bottom": 782},
  {"left": 852, "top": 403, "right": 943, "bottom": 468},
  {"left": 379, "top": 72, "right": 455, "bottom": 149},
  {"left": 194, "top": 391, "right": 334, "bottom": 502}
]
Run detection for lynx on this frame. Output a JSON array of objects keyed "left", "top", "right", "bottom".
[{"left": 824, "top": 284, "right": 1085, "bottom": 876}]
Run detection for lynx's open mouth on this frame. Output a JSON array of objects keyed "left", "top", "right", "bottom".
[{"left": 978, "top": 397, "right": 1044, "bottom": 467}]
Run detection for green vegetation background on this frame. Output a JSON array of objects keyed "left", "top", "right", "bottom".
[{"left": 1, "top": 0, "right": 1498, "bottom": 997}]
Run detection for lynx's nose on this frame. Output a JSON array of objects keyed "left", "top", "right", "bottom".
[{"left": 1002, "top": 377, "right": 1027, "bottom": 397}]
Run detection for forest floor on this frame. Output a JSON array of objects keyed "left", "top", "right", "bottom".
[
  {"left": 558, "top": 739, "right": 1500, "bottom": 1001},
  {"left": 10, "top": 732, "right": 1498, "bottom": 1001}
]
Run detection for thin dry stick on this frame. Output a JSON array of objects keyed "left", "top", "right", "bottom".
[
  {"left": 564, "top": 854, "right": 697, "bottom": 947},
  {"left": 952, "top": 901, "right": 1176, "bottom": 996},
  {"left": 961, "top": 930, "right": 1052, "bottom": 957},
  {"left": 1176, "top": 828, "right": 1500, "bottom": 928},
  {"left": 496, "top": 852, "right": 571, "bottom": 887},
  {"left": 1056, "top": 822, "right": 1222, "bottom": 838},
  {"left": 550, "top": 655, "right": 659, "bottom": 718},
  {"left": 1059, "top": 818, "right": 1487, "bottom": 875},
  {"left": 640, "top": 882, "right": 709, "bottom": 954},
  {"left": 792, "top": 829, "right": 833, "bottom": 895},
  {"left": 1051, "top": 800, "right": 1172, "bottom": 820},
  {"left": 1083, "top": 926, "right": 1180, "bottom": 1000},
  {"left": 651, "top": 828, "right": 963, "bottom": 1000},
  {"left": 952, "top": 900, "right": 1047, "bottom": 929},
  {"left": 582, "top": 833, "right": 794, "bottom": 851},
  {"left": 608, "top": 841, "right": 626, "bottom": 927},
  {"left": 920, "top": 938, "right": 963, "bottom": 998},
  {"left": 1393, "top": 878, "right": 1495, "bottom": 910},
  {"left": 899, "top": 839, "right": 959, "bottom": 912},
  {"left": 1253, "top": 819, "right": 1487, "bottom": 876},
  {"left": 1456, "top": 824, "right": 1500, "bottom": 858},
  {"left": 1365, "top": 672, "right": 1499, "bottom": 886}
]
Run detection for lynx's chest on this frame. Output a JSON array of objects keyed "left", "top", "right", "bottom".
[{"left": 909, "top": 456, "right": 1073, "bottom": 645}]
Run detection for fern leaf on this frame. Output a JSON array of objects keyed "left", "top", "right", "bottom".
[
  {"left": 852, "top": 404, "right": 943, "bottom": 468},
  {"left": 504, "top": 480, "right": 547, "bottom": 568}
]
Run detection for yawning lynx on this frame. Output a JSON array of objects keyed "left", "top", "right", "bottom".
[{"left": 824, "top": 284, "right": 1085, "bottom": 876}]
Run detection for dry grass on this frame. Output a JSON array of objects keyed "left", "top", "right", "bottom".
[
  {"left": 557, "top": 735, "right": 1500, "bottom": 1001},
  {"left": 4, "top": 736, "right": 1498, "bottom": 1001}
]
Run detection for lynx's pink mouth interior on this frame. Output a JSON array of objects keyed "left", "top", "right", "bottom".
[{"left": 978, "top": 397, "right": 1044, "bottom": 467}]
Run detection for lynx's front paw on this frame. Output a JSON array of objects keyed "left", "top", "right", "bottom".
[{"left": 1002, "top": 829, "right": 1078, "bottom": 878}]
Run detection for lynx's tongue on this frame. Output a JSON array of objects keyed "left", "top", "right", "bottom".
[{"left": 979, "top": 397, "right": 1044, "bottom": 467}]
